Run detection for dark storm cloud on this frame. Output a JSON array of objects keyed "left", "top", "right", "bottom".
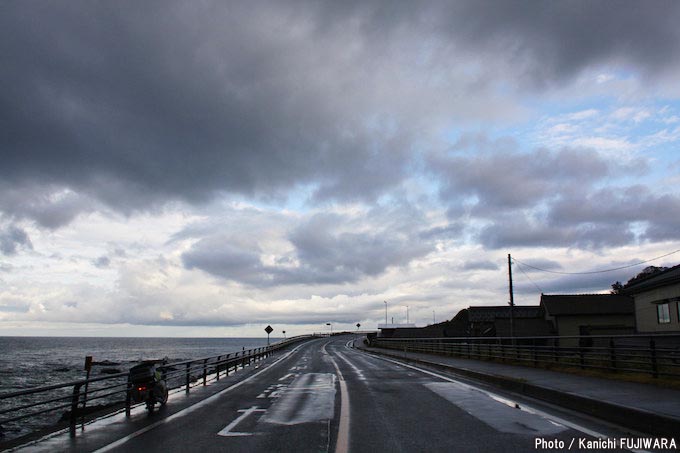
[
  {"left": 473, "top": 185, "right": 680, "bottom": 249},
  {"left": 0, "top": 0, "right": 415, "bottom": 221},
  {"left": 479, "top": 216, "right": 636, "bottom": 250},
  {"left": 514, "top": 266, "right": 644, "bottom": 295},
  {"left": 0, "top": 185, "right": 96, "bottom": 229},
  {"left": 432, "top": 135, "right": 679, "bottom": 249},
  {"left": 548, "top": 186, "right": 680, "bottom": 242},
  {"left": 182, "top": 214, "right": 432, "bottom": 286},
  {"left": 93, "top": 256, "right": 111, "bottom": 269},
  {"left": 2, "top": 1, "right": 680, "bottom": 226},
  {"left": 432, "top": 0, "right": 680, "bottom": 87},
  {"left": 513, "top": 258, "right": 563, "bottom": 272},
  {"left": 433, "top": 146, "right": 619, "bottom": 216},
  {"left": 0, "top": 225, "right": 33, "bottom": 256}
]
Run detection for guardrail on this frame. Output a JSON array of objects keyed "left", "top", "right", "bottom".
[
  {"left": 0, "top": 335, "right": 316, "bottom": 444},
  {"left": 369, "top": 334, "right": 680, "bottom": 379}
]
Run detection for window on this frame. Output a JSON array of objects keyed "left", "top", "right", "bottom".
[{"left": 657, "top": 303, "right": 671, "bottom": 324}]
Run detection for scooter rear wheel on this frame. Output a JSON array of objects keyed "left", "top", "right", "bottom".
[{"left": 159, "top": 385, "right": 169, "bottom": 405}]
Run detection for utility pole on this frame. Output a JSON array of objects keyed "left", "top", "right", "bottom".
[
  {"left": 405, "top": 305, "right": 409, "bottom": 324},
  {"left": 508, "top": 253, "right": 515, "bottom": 339},
  {"left": 384, "top": 300, "right": 388, "bottom": 324}
]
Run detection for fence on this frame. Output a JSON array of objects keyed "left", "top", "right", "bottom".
[
  {"left": 369, "top": 334, "right": 680, "bottom": 379},
  {"left": 0, "top": 335, "right": 316, "bottom": 444}
]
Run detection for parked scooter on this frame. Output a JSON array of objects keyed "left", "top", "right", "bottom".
[{"left": 128, "top": 359, "right": 169, "bottom": 413}]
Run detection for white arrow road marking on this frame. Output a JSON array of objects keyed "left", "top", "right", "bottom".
[
  {"left": 259, "top": 373, "right": 336, "bottom": 425},
  {"left": 89, "top": 342, "right": 310, "bottom": 453},
  {"left": 217, "top": 406, "right": 267, "bottom": 437}
]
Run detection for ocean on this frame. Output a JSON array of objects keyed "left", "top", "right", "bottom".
[{"left": 0, "top": 336, "right": 276, "bottom": 441}]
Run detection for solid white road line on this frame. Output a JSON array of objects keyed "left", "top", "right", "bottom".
[
  {"left": 322, "top": 341, "right": 350, "bottom": 453},
  {"left": 92, "top": 343, "right": 309, "bottom": 453}
]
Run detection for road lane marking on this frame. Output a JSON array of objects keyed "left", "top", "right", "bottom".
[
  {"left": 91, "top": 342, "right": 312, "bottom": 453},
  {"left": 425, "top": 382, "right": 566, "bottom": 435},
  {"left": 278, "top": 372, "right": 295, "bottom": 381},
  {"left": 323, "top": 342, "right": 350, "bottom": 453},
  {"left": 259, "top": 373, "right": 336, "bottom": 425},
  {"left": 335, "top": 352, "right": 366, "bottom": 381},
  {"left": 217, "top": 406, "right": 266, "bottom": 437},
  {"left": 367, "top": 353, "right": 652, "bottom": 453}
]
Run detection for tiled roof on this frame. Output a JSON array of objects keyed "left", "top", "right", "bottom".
[
  {"left": 540, "top": 294, "right": 633, "bottom": 316},
  {"left": 622, "top": 263, "right": 680, "bottom": 294},
  {"left": 455, "top": 306, "right": 544, "bottom": 322}
]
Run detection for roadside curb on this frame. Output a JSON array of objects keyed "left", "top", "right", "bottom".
[{"left": 359, "top": 346, "right": 680, "bottom": 438}]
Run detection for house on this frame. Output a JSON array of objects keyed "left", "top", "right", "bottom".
[
  {"left": 540, "top": 294, "right": 635, "bottom": 343},
  {"left": 622, "top": 264, "right": 680, "bottom": 333},
  {"left": 452, "top": 305, "right": 552, "bottom": 337}
]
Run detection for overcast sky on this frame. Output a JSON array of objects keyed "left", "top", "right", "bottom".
[{"left": 2, "top": 0, "right": 680, "bottom": 337}]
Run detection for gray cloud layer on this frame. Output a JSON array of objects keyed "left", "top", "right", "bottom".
[
  {"left": 0, "top": 225, "right": 33, "bottom": 256},
  {"left": 182, "top": 212, "right": 432, "bottom": 286},
  {"left": 2, "top": 0, "right": 680, "bottom": 227}
]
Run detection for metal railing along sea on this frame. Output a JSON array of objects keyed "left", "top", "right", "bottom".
[{"left": 0, "top": 335, "right": 316, "bottom": 445}]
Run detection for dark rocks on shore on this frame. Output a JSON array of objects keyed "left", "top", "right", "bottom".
[{"left": 99, "top": 368, "right": 122, "bottom": 375}]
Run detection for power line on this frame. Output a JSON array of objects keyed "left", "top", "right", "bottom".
[
  {"left": 513, "top": 248, "right": 680, "bottom": 275},
  {"left": 513, "top": 260, "right": 543, "bottom": 293}
]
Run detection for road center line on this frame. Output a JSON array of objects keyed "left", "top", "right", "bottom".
[{"left": 322, "top": 342, "right": 350, "bottom": 453}]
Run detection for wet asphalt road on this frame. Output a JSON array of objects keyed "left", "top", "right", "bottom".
[{"left": 14, "top": 336, "right": 635, "bottom": 453}]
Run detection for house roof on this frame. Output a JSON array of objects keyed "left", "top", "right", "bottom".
[
  {"left": 540, "top": 294, "right": 633, "bottom": 316},
  {"left": 622, "top": 263, "right": 680, "bottom": 294},
  {"left": 454, "top": 306, "right": 543, "bottom": 322}
]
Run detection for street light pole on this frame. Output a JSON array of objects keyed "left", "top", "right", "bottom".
[
  {"left": 384, "top": 300, "right": 388, "bottom": 324},
  {"left": 405, "top": 305, "right": 409, "bottom": 324}
]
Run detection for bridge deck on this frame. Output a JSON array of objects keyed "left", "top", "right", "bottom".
[{"left": 10, "top": 336, "right": 678, "bottom": 453}]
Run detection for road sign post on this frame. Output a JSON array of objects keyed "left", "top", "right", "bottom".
[{"left": 265, "top": 325, "right": 273, "bottom": 345}]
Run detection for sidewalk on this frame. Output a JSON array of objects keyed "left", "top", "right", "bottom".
[{"left": 356, "top": 342, "right": 680, "bottom": 438}]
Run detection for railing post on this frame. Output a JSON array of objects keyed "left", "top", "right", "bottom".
[
  {"left": 125, "top": 381, "right": 132, "bottom": 417},
  {"left": 216, "top": 355, "right": 222, "bottom": 381},
  {"left": 533, "top": 339, "right": 538, "bottom": 366},
  {"left": 70, "top": 383, "right": 82, "bottom": 438},
  {"left": 650, "top": 339, "right": 658, "bottom": 378},
  {"left": 242, "top": 347, "right": 246, "bottom": 369},
  {"left": 203, "top": 359, "right": 208, "bottom": 386},
  {"left": 185, "top": 363, "right": 191, "bottom": 394},
  {"left": 609, "top": 339, "right": 617, "bottom": 372},
  {"left": 579, "top": 340, "right": 585, "bottom": 369}
]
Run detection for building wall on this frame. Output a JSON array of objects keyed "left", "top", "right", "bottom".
[
  {"left": 634, "top": 282, "right": 680, "bottom": 333},
  {"left": 554, "top": 314, "right": 635, "bottom": 337}
]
